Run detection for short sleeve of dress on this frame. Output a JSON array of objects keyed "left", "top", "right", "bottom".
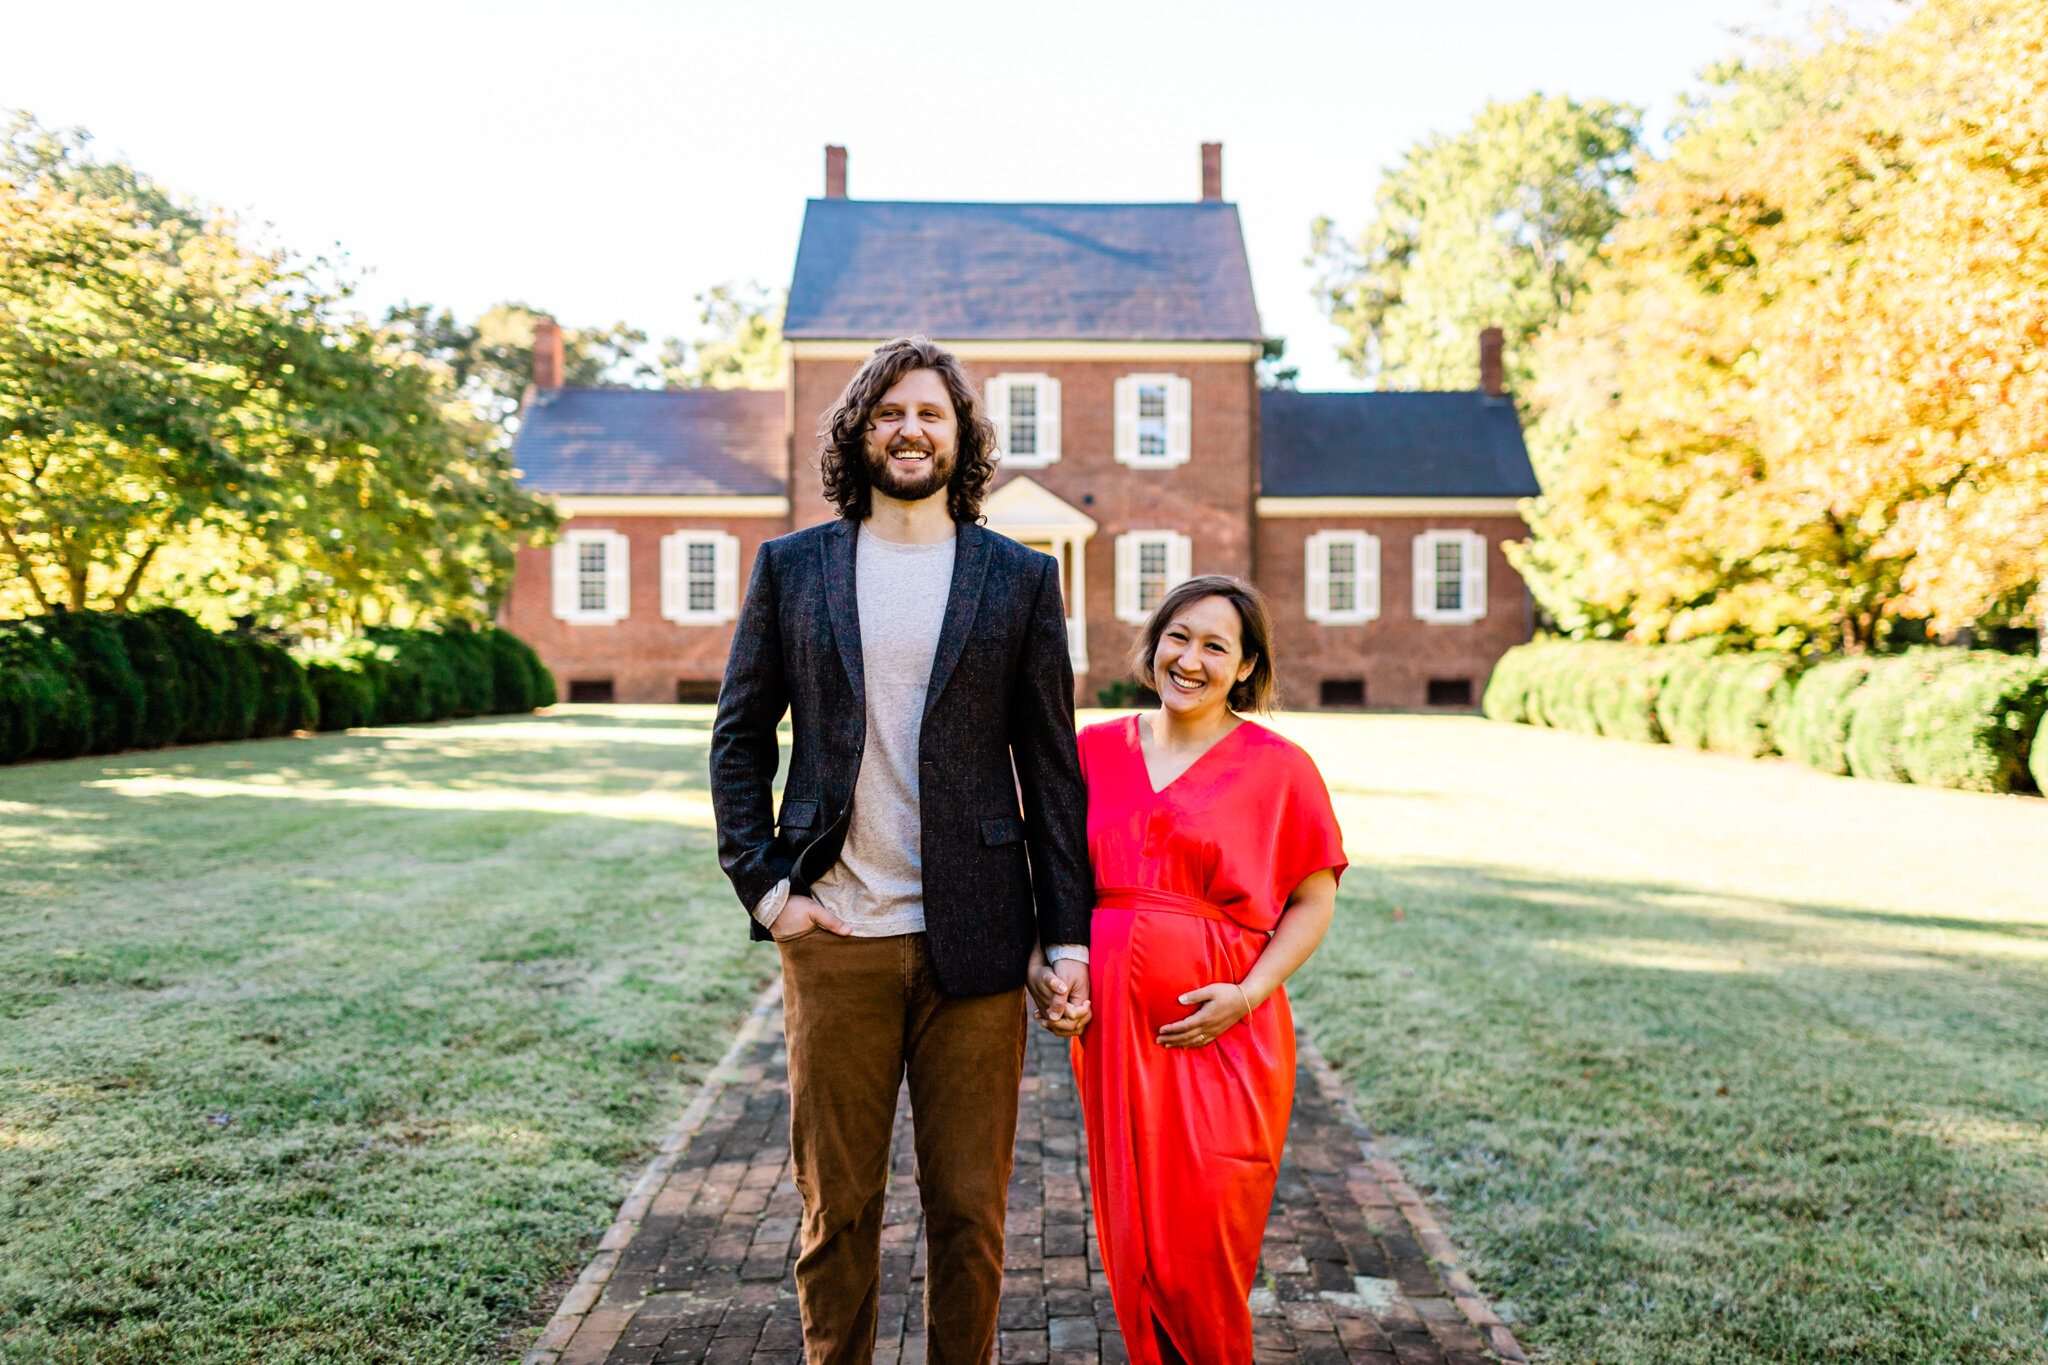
[{"left": 1274, "top": 745, "right": 1347, "bottom": 902}]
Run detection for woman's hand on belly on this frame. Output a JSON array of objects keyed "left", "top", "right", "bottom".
[{"left": 1155, "top": 981, "right": 1254, "bottom": 1049}]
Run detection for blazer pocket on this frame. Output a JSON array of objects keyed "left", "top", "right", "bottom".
[
  {"left": 980, "top": 815, "right": 1025, "bottom": 846},
  {"left": 779, "top": 799, "right": 819, "bottom": 831}
]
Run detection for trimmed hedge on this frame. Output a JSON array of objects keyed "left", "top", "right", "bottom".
[
  {"left": 1783, "top": 659, "right": 1874, "bottom": 775},
  {"left": 1848, "top": 651, "right": 2048, "bottom": 793},
  {"left": 1485, "top": 638, "right": 2048, "bottom": 795},
  {"left": 0, "top": 611, "right": 553, "bottom": 763},
  {"left": 305, "top": 627, "right": 555, "bottom": 733}
]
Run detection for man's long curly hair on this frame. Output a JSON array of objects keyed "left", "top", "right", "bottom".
[{"left": 817, "top": 336, "right": 998, "bottom": 524}]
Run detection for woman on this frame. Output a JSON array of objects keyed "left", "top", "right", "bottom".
[{"left": 1029, "top": 575, "right": 1346, "bottom": 1365}]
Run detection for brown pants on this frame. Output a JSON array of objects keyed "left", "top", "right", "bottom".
[{"left": 778, "top": 930, "right": 1026, "bottom": 1365}]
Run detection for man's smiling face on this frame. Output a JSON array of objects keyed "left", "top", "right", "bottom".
[{"left": 863, "top": 367, "right": 959, "bottom": 504}]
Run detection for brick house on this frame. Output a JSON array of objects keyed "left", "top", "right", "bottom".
[{"left": 503, "top": 144, "right": 1540, "bottom": 709}]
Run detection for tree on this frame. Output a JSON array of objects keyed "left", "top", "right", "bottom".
[
  {"left": 1309, "top": 93, "right": 1641, "bottom": 393},
  {"left": 0, "top": 115, "right": 554, "bottom": 630},
  {"left": 661, "top": 282, "right": 786, "bottom": 390},
  {"left": 1515, "top": 0, "right": 2048, "bottom": 650},
  {"left": 385, "top": 301, "right": 655, "bottom": 432}
]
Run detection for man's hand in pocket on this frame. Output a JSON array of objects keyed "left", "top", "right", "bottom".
[{"left": 770, "top": 894, "right": 851, "bottom": 941}]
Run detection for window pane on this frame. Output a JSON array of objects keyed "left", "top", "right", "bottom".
[
  {"left": 684, "top": 540, "right": 718, "bottom": 612},
  {"left": 577, "top": 539, "right": 608, "bottom": 613},
  {"left": 1434, "top": 539, "right": 1464, "bottom": 612},
  {"left": 1137, "top": 384, "right": 1168, "bottom": 458},
  {"left": 1137, "top": 539, "right": 1168, "bottom": 612},
  {"left": 1008, "top": 385, "right": 1037, "bottom": 456}
]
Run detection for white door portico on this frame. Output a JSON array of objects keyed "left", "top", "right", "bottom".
[{"left": 983, "top": 475, "right": 1097, "bottom": 674}]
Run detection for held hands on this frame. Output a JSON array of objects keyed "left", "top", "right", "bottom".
[
  {"left": 1026, "top": 950, "right": 1092, "bottom": 1037},
  {"left": 769, "top": 893, "right": 851, "bottom": 941},
  {"left": 1156, "top": 981, "right": 1255, "bottom": 1049}
]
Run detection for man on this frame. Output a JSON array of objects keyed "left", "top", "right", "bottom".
[{"left": 711, "top": 336, "right": 1092, "bottom": 1365}]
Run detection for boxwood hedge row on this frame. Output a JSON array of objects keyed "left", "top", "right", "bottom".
[
  {"left": 1484, "top": 639, "right": 2048, "bottom": 795},
  {"left": 303, "top": 628, "right": 554, "bottom": 732},
  {"left": 0, "top": 610, "right": 554, "bottom": 764}
]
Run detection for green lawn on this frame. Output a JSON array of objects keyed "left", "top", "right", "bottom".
[
  {"left": 1273, "top": 713, "right": 2048, "bottom": 1365},
  {"left": 0, "top": 707, "right": 772, "bottom": 1364},
  {"left": 7, "top": 709, "right": 2047, "bottom": 1364}
]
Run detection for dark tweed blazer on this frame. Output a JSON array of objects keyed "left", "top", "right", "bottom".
[{"left": 710, "top": 518, "right": 1092, "bottom": 996}]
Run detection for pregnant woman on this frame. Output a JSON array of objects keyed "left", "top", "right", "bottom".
[{"left": 1031, "top": 575, "right": 1346, "bottom": 1365}]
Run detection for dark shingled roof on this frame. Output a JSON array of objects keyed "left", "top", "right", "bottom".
[
  {"left": 1260, "top": 391, "right": 1541, "bottom": 499},
  {"left": 784, "top": 200, "right": 1262, "bottom": 341},
  {"left": 511, "top": 388, "right": 785, "bottom": 497}
]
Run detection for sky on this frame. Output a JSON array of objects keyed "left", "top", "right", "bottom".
[{"left": 7, "top": 0, "right": 1895, "bottom": 390}]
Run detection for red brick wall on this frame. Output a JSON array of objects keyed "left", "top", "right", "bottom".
[
  {"left": 499, "top": 515, "right": 785, "bottom": 703},
  {"left": 790, "top": 353, "right": 1259, "bottom": 702},
  {"left": 1254, "top": 513, "right": 1533, "bottom": 710}
]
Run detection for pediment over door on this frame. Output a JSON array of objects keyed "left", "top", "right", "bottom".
[
  {"left": 980, "top": 476, "right": 1096, "bottom": 673},
  {"left": 983, "top": 475, "right": 1098, "bottom": 542}
]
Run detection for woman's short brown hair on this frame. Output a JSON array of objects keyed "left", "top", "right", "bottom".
[
  {"left": 1127, "top": 575, "right": 1278, "bottom": 714},
  {"left": 816, "top": 336, "right": 999, "bottom": 524}
]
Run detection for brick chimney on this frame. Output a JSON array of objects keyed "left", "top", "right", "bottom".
[
  {"left": 532, "top": 317, "right": 564, "bottom": 390},
  {"left": 825, "top": 144, "right": 847, "bottom": 198},
  {"left": 1201, "top": 142, "right": 1223, "bottom": 201},
  {"left": 1479, "top": 326, "right": 1505, "bottom": 398}
]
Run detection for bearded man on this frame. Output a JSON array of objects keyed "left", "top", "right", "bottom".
[{"left": 711, "top": 336, "right": 1092, "bottom": 1364}]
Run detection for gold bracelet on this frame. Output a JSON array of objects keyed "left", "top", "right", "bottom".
[{"left": 1233, "top": 982, "right": 1254, "bottom": 1021}]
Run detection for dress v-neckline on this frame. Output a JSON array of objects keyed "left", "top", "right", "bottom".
[{"left": 1129, "top": 712, "right": 1249, "bottom": 797}]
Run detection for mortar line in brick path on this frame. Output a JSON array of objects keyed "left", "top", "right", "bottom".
[{"left": 527, "top": 977, "right": 1529, "bottom": 1365}]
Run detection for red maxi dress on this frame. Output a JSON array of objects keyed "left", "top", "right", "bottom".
[{"left": 1071, "top": 715, "right": 1347, "bottom": 1364}]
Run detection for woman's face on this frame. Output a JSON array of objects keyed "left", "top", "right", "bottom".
[{"left": 1152, "top": 595, "right": 1256, "bottom": 721}]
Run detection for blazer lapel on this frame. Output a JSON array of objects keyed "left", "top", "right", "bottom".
[
  {"left": 822, "top": 520, "right": 864, "bottom": 700},
  {"left": 923, "top": 522, "right": 990, "bottom": 722}
]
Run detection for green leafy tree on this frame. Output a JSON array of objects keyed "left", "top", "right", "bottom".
[
  {"left": 661, "top": 282, "right": 786, "bottom": 390},
  {"left": 385, "top": 301, "right": 655, "bottom": 432},
  {"left": 1310, "top": 93, "right": 1641, "bottom": 393},
  {"left": 0, "top": 114, "right": 554, "bottom": 629}
]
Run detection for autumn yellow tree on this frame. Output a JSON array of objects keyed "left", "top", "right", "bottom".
[{"left": 1517, "top": 0, "right": 2048, "bottom": 650}]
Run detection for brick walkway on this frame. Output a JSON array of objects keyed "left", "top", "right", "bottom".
[{"left": 525, "top": 983, "right": 1526, "bottom": 1365}]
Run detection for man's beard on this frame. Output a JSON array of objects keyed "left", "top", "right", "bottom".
[{"left": 865, "top": 439, "right": 955, "bottom": 504}]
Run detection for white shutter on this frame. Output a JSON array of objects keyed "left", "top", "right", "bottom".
[
  {"left": 1166, "top": 376, "right": 1193, "bottom": 465},
  {"left": 1167, "top": 532, "right": 1192, "bottom": 587},
  {"left": 986, "top": 375, "right": 1011, "bottom": 458},
  {"left": 1305, "top": 533, "right": 1330, "bottom": 621},
  {"left": 1360, "top": 533, "right": 1382, "bottom": 620},
  {"left": 1413, "top": 534, "right": 1435, "bottom": 621},
  {"left": 1114, "top": 532, "right": 1139, "bottom": 621},
  {"left": 605, "top": 531, "right": 631, "bottom": 621},
  {"left": 659, "top": 533, "right": 683, "bottom": 621},
  {"left": 1039, "top": 376, "right": 1062, "bottom": 463},
  {"left": 715, "top": 534, "right": 741, "bottom": 620},
  {"left": 552, "top": 540, "right": 576, "bottom": 620},
  {"left": 1113, "top": 376, "right": 1138, "bottom": 464},
  {"left": 1463, "top": 532, "right": 1488, "bottom": 621}
]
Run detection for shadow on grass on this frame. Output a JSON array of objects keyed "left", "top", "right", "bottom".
[
  {"left": 0, "top": 711, "right": 778, "bottom": 1365},
  {"left": 1293, "top": 861, "right": 2048, "bottom": 1365}
]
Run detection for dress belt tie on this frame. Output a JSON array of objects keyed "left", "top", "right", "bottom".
[{"left": 1094, "top": 887, "right": 1264, "bottom": 934}]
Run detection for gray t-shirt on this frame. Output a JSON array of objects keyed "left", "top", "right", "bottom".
[{"left": 805, "top": 525, "right": 956, "bottom": 936}]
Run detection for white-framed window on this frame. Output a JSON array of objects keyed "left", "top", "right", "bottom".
[
  {"left": 661, "top": 531, "right": 741, "bottom": 624},
  {"left": 1113, "top": 374, "right": 1192, "bottom": 469},
  {"left": 1305, "top": 531, "right": 1380, "bottom": 625},
  {"left": 552, "top": 529, "right": 631, "bottom": 624},
  {"left": 986, "top": 373, "right": 1061, "bottom": 467},
  {"left": 1412, "top": 530, "right": 1489, "bottom": 625},
  {"left": 1113, "top": 530, "right": 1192, "bottom": 623}
]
